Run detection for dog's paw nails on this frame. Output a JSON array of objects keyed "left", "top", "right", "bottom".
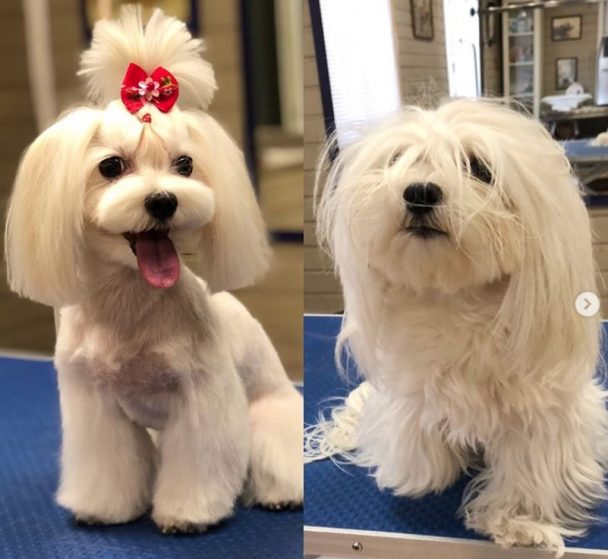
[
  {"left": 74, "top": 514, "right": 104, "bottom": 526},
  {"left": 158, "top": 521, "right": 208, "bottom": 535},
  {"left": 261, "top": 500, "right": 302, "bottom": 512},
  {"left": 153, "top": 501, "right": 233, "bottom": 534}
]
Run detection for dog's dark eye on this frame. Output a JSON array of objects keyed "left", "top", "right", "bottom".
[
  {"left": 468, "top": 156, "right": 493, "bottom": 184},
  {"left": 98, "top": 156, "right": 126, "bottom": 179},
  {"left": 389, "top": 149, "right": 404, "bottom": 166},
  {"left": 174, "top": 155, "right": 193, "bottom": 177}
]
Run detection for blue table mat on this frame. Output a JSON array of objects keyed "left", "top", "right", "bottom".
[
  {"left": 558, "top": 140, "right": 608, "bottom": 206},
  {"left": 304, "top": 315, "right": 608, "bottom": 549},
  {"left": 0, "top": 356, "right": 302, "bottom": 559},
  {"left": 563, "top": 139, "right": 608, "bottom": 161}
]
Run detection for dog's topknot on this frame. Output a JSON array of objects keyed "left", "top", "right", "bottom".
[{"left": 79, "top": 6, "right": 216, "bottom": 110}]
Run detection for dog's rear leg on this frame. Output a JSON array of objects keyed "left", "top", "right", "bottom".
[
  {"left": 244, "top": 384, "right": 303, "bottom": 509},
  {"left": 242, "top": 324, "right": 303, "bottom": 508},
  {"left": 216, "top": 293, "right": 303, "bottom": 509}
]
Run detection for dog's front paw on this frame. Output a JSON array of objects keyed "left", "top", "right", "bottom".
[
  {"left": 152, "top": 495, "right": 234, "bottom": 535},
  {"left": 373, "top": 456, "right": 460, "bottom": 498},
  {"left": 66, "top": 502, "right": 148, "bottom": 525},
  {"left": 467, "top": 512, "right": 567, "bottom": 557},
  {"left": 153, "top": 515, "right": 210, "bottom": 535},
  {"left": 74, "top": 514, "right": 107, "bottom": 526},
  {"left": 260, "top": 500, "right": 302, "bottom": 512},
  {"left": 245, "top": 469, "right": 303, "bottom": 510},
  {"left": 243, "top": 451, "right": 303, "bottom": 509},
  {"left": 59, "top": 488, "right": 150, "bottom": 526}
]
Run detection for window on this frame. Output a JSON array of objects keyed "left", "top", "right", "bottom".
[
  {"left": 443, "top": 0, "right": 481, "bottom": 98},
  {"left": 315, "top": 0, "right": 401, "bottom": 147}
]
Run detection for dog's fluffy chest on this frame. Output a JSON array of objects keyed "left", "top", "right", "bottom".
[
  {"left": 376, "top": 287, "right": 537, "bottom": 441},
  {"left": 379, "top": 290, "right": 504, "bottom": 376},
  {"left": 55, "top": 287, "right": 212, "bottom": 429}
]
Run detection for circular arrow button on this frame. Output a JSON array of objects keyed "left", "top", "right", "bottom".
[{"left": 575, "top": 292, "right": 600, "bottom": 317}]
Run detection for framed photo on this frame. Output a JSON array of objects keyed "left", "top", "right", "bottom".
[
  {"left": 81, "top": 0, "right": 200, "bottom": 40},
  {"left": 556, "top": 57, "right": 578, "bottom": 90},
  {"left": 410, "top": 0, "right": 434, "bottom": 41},
  {"left": 551, "top": 15, "right": 582, "bottom": 41}
]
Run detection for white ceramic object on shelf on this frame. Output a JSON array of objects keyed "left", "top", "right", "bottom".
[{"left": 541, "top": 93, "right": 592, "bottom": 112}]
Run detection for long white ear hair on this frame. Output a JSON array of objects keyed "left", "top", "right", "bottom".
[
  {"left": 474, "top": 102, "right": 602, "bottom": 384},
  {"left": 184, "top": 111, "right": 270, "bottom": 291},
  {"left": 79, "top": 6, "right": 216, "bottom": 110},
  {"left": 5, "top": 108, "right": 102, "bottom": 307},
  {"left": 315, "top": 133, "right": 385, "bottom": 379}
]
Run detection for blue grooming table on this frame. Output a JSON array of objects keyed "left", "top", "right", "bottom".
[
  {"left": 563, "top": 139, "right": 608, "bottom": 206},
  {"left": 564, "top": 139, "right": 608, "bottom": 163},
  {"left": 0, "top": 355, "right": 302, "bottom": 559},
  {"left": 304, "top": 314, "right": 608, "bottom": 559}
]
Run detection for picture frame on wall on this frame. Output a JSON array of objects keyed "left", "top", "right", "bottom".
[
  {"left": 556, "top": 57, "right": 578, "bottom": 90},
  {"left": 410, "top": 0, "right": 434, "bottom": 41},
  {"left": 81, "top": 0, "right": 200, "bottom": 40},
  {"left": 551, "top": 15, "right": 582, "bottom": 41}
]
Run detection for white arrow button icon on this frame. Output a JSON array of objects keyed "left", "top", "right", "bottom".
[{"left": 575, "top": 292, "right": 600, "bottom": 317}]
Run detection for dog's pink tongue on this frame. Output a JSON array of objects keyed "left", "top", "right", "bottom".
[{"left": 135, "top": 230, "right": 180, "bottom": 289}]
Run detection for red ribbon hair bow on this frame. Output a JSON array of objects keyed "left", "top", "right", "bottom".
[{"left": 120, "top": 63, "right": 179, "bottom": 114}]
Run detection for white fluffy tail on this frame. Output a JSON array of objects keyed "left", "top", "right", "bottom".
[{"left": 304, "top": 382, "right": 374, "bottom": 463}]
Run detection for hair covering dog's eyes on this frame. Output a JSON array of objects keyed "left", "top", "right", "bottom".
[
  {"left": 98, "top": 156, "right": 127, "bottom": 179},
  {"left": 468, "top": 156, "right": 493, "bottom": 184},
  {"left": 388, "top": 149, "right": 404, "bottom": 166},
  {"left": 174, "top": 155, "right": 193, "bottom": 176}
]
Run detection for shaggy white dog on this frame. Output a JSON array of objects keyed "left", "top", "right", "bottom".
[
  {"left": 5, "top": 8, "right": 302, "bottom": 533},
  {"left": 310, "top": 99, "right": 608, "bottom": 555}
]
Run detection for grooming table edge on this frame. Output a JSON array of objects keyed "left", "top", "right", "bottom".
[
  {"left": 304, "top": 527, "right": 608, "bottom": 558},
  {"left": 304, "top": 526, "right": 608, "bottom": 559}
]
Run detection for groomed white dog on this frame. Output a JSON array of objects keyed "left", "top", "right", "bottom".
[
  {"left": 5, "top": 8, "right": 302, "bottom": 533},
  {"left": 310, "top": 99, "right": 608, "bottom": 555}
]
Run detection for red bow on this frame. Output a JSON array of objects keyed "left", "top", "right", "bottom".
[{"left": 120, "top": 63, "right": 179, "bottom": 114}]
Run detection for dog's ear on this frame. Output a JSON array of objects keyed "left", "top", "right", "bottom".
[
  {"left": 184, "top": 112, "right": 270, "bottom": 291},
  {"left": 496, "top": 115, "right": 600, "bottom": 376},
  {"left": 314, "top": 135, "right": 382, "bottom": 378},
  {"left": 5, "top": 108, "right": 102, "bottom": 307}
]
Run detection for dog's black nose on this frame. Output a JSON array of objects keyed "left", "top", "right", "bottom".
[
  {"left": 144, "top": 192, "right": 178, "bottom": 220},
  {"left": 403, "top": 182, "right": 443, "bottom": 214}
]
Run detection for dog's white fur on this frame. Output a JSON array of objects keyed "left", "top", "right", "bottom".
[
  {"left": 312, "top": 99, "right": 608, "bottom": 555},
  {"left": 4, "top": 7, "right": 302, "bottom": 532}
]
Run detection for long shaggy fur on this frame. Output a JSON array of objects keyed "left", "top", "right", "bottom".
[
  {"left": 311, "top": 99, "right": 608, "bottom": 555},
  {"left": 5, "top": 8, "right": 301, "bottom": 533}
]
